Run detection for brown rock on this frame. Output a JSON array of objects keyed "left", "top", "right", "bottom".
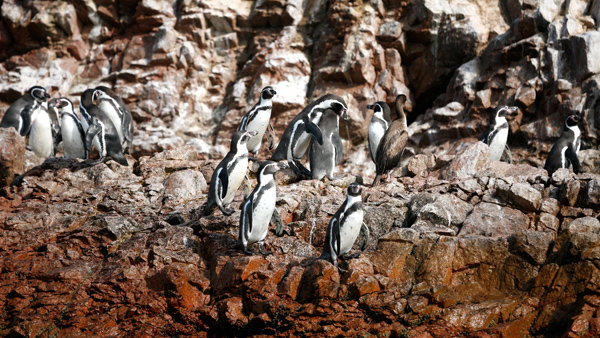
[
  {"left": 460, "top": 203, "right": 530, "bottom": 238},
  {"left": 297, "top": 260, "right": 340, "bottom": 302},
  {"left": 0, "top": 128, "right": 26, "bottom": 187},
  {"left": 442, "top": 142, "right": 490, "bottom": 181},
  {"left": 351, "top": 275, "right": 381, "bottom": 297}
]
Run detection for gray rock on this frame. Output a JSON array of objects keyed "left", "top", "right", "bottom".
[
  {"left": 537, "top": 213, "right": 560, "bottom": 233},
  {"left": 441, "top": 142, "right": 490, "bottom": 181},
  {"left": 460, "top": 202, "right": 530, "bottom": 238},
  {"left": 580, "top": 180, "right": 600, "bottom": 208},
  {"left": 508, "top": 230, "right": 554, "bottom": 265},
  {"left": 569, "top": 31, "right": 600, "bottom": 81},
  {"left": 559, "top": 178, "right": 580, "bottom": 207},
  {"left": 163, "top": 169, "right": 207, "bottom": 202},
  {"left": 497, "top": 181, "right": 542, "bottom": 212}
]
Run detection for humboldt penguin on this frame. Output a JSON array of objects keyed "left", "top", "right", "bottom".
[
  {"left": 238, "top": 86, "right": 277, "bottom": 157},
  {"left": 52, "top": 98, "right": 87, "bottom": 159},
  {"left": 270, "top": 94, "right": 348, "bottom": 178},
  {"left": 46, "top": 98, "right": 63, "bottom": 155},
  {"left": 236, "top": 160, "right": 288, "bottom": 255},
  {"left": 544, "top": 114, "right": 581, "bottom": 176},
  {"left": 94, "top": 86, "right": 134, "bottom": 154},
  {"left": 309, "top": 108, "right": 344, "bottom": 180},
  {"left": 0, "top": 86, "right": 51, "bottom": 136},
  {"left": 367, "top": 101, "right": 392, "bottom": 163},
  {"left": 81, "top": 89, "right": 128, "bottom": 166},
  {"left": 480, "top": 105, "right": 518, "bottom": 162},
  {"left": 28, "top": 106, "right": 54, "bottom": 158},
  {"left": 202, "top": 130, "right": 258, "bottom": 216},
  {"left": 320, "top": 183, "right": 366, "bottom": 270},
  {"left": 372, "top": 94, "right": 409, "bottom": 187}
]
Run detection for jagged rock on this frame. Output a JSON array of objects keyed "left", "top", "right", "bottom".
[
  {"left": 496, "top": 181, "right": 542, "bottom": 212},
  {"left": 441, "top": 142, "right": 490, "bottom": 181},
  {"left": 460, "top": 202, "right": 530, "bottom": 238},
  {"left": 0, "top": 128, "right": 26, "bottom": 187}
]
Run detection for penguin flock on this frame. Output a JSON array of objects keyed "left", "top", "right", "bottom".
[
  {"left": 0, "top": 84, "right": 586, "bottom": 269},
  {"left": 198, "top": 86, "right": 586, "bottom": 270},
  {"left": 0, "top": 85, "right": 134, "bottom": 165}
]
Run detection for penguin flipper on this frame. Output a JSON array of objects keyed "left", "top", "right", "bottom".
[
  {"left": 122, "top": 112, "right": 134, "bottom": 142},
  {"left": 479, "top": 128, "right": 491, "bottom": 144},
  {"left": 238, "top": 114, "right": 250, "bottom": 131},
  {"left": 266, "top": 123, "right": 276, "bottom": 150},
  {"left": 85, "top": 121, "right": 102, "bottom": 153},
  {"left": 501, "top": 144, "right": 513, "bottom": 164},
  {"left": 272, "top": 208, "right": 284, "bottom": 237},
  {"left": 333, "top": 133, "right": 344, "bottom": 165},
  {"left": 359, "top": 222, "right": 370, "bottom": 251},
  {"left": 330, "top": 217, "right": 341, "bottom": 263},
  {"left": 217, "top": 167, "right": 229, "bottom": 200},
  {"left": 566, "top": 146, "right": 580, "bottom": 174},
  {"left": 19, "top": 104, "right": 35, "bottom": 136},
  {"left": 305, "top": 119, "right": 324, "bottom": 146}
]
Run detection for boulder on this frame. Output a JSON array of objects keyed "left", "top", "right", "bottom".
[{"left": 0, "top": 128, "right": 26, "bottom": 187}]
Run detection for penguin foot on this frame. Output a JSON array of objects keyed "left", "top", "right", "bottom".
[
  {"left": 219, "top": 206, "right": 235, "bottom": 216},
  {"left": 242, "top": 247, "right": 256, "bottom": 255},
  {"left": 258, "top": 243, "right": 273, "bottom": 256},
  {"left": 337, "top": 267, "right": 348, "bottom": 275}
]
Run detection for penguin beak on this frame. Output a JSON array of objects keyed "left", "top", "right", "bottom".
[
  {"left": 276, "top": 162, "right": 289, "bottom": 170},
  {"left": 48, "top": 100, "right": 58, "bottom": 108},
  {"left": 507, "top": 106, "right": 519, "bottom": 113},
  {"left": 341, "top": 108, "right": 348, "bottom": 121},
  {"left": 44, "top": 92, "right": 51, "bottom": 100},
  {"left": 572, "top": 115, "right": 581, "bottom": 123},
  {"left": 270, "top": 89, "right": 277, "bottom": 96}
]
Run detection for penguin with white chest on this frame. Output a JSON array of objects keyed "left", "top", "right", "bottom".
[
  {"left": 1, "top": 86, "right": 51, "bottom": 136},
  {"left": 480, "top": 105, "right": 518, "bottom": 162},
  {"left": 320, "top": 183, "right": 367, "bottom": 270},
  {"left": 238, "top": 86, "right": 277, "bottom": 157},
  {"left": 81, "top": 89, "right": 128, "bottom": 166},
  {"left": 367, "top": 101, "right": 392, "bottom": 163},
  {"left": 270, "top": 94, "right": 348, "bottom": 178},
  {"left": 46, "top": 98, "right": 63, "bottom": 156},
  {"left": 202, "top": 130, "right": 258, "bottom": 216},
  {"left": 28, "top": 105, "right": 54, "bottom": 158},
  {"left": 309, "top": 108, "right": 344, "bottom": 180},
  {"left": 544, "top": 114, "right": 581, "bottom": 176},
  {"left": 94, "top": 86, "right": 134, "bottom": 154},
  {"left": 52, "top": 98, "right": 87, "bottom": 159},
  {"left": 236, "top": 160, "right": 288, "bottom": 255}
]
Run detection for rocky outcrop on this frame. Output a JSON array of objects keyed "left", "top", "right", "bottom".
[{"left": 1, "top": 144, "right": 600, "bottom": 336}]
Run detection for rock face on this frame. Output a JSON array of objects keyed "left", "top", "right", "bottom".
[{"left": 1, "top": 0, "right": 600, "bottom": 336}]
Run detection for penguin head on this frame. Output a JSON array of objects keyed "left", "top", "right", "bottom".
[
  {"left": 232, "top": 130, "right": 259, "bottom": 148},
  {"left": 53, "top": 98, "right": 74, "bottom": 113},
  {"left": 92, "top": 89, "right": 102, "bottom": 103},
  {"left": 328, "top": 96, "right": 349, "bottom": 121},
  {"left": 258, "top": 160, "right": 289, "bottom": 176},
  {"left": 368, "top": 102, "right": 391, "bottom": 120},
  {"left": 29, "top": 86, "right": 50, "bottom": 102},
  {"left": 495, "top": 106, "right": 518, "bottom": 118},
  {"left": 347, "top": 183, "right": 362, "bottom": 197},
  {"left": 261, "top": 86, "right": 277, "bottom": 101},
  {"left": 565, "top": 114, "right": 581, "bottom": 128}
]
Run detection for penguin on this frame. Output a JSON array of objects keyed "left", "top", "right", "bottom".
[
  {"left": 320, "top": 183, "right": 366, "bottom": 270},
  {"left": 46, "top": 98, "right": 63, "bottom": 155},
  {"left": 0, "top": 86, "right": 51, "bottom": 136},
  {"left": 202, "top": 130, "right": 258, "bottom": 216},
  {"left": 372, "top": 94, "right": 409, "bottom": 187},
  {"left": 544, "top": 114, "right": 581, "bottom": 176},
  {"left": 81, "top": 89, "right": 128, "bottom": 166},
  {"left": 28, "top": 105, "right": 54, "bottom": 158},
  {"left": 270, "top": 94, "right": 348, "bottom": 178},
  {"left": 309, "top": 108, "right": 344, "bottom": 180},
  {"left": 238, "top": 86, "right": 277, "bottom": 157},
  {"left": 480, "top": 105, "right": 519, "bottom": 162},
  {"left": 236, "top": 160, "right": 288, "bottom": 255},
  {"left": 52, "top": 97, "right": 87, "bottom": 159},
  {"left": 367, "top": 101, "right": 392, "bottom": 163},
  {"left": 94, "top": 86, "right": 134, "bottom": 154}
]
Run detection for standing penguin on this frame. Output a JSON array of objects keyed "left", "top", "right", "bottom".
[
  {"left": 52, "top": 98, "right": 87, "bottom": 159},
  {"left": 202, "top": 130, "right": 258, "bottom": 216},
  {"left": 309, "top": 109, "right": 344, "bottom": 180},
  {"left": 236, "top": 160, "right": 288, "bottom": 255},
  {"left": 238, "top": 86, "right": 277, "bottom": 157},
  {"left": 320, "top": 183, "right": 366, "bottom": 269},
  {"left": 480, "top": 105, "right": 519, "bottom": 162},
  {"left": 46, "top": 98, "right": 63, "bottom": 156},
  {"left": 94, "top": 86, "right": 134, "bottom": 154},
  {"left": 372, "top": 94, "right": 409, "bottom": 187},
  {"left": 544, "top": 114, "right": 581, "bottom": 176},
  {"left": 81, "top": 89, "right": 128, "bottom": 166},
  {"left": 0, "top": 86, "right": 51, "bottom": 136},
  {"left": 28, "top": 106, "right": 54, "bottom": 158},
  {"left": 270, "top": 94, "right": 348, "bottom": 178},
  {"left": 367, "top": 101, "right": 392, "bottom": 163}
]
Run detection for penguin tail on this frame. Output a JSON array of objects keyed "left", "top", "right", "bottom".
[{"left": 372, "top": 174, "right": 382, "bottom": 187}]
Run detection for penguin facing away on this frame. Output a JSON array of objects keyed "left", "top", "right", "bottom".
[
  {"left": 52, "top": 98, "right": 87, "bottom": 159},
  {"left": 238, "top": 86, "right": 277, "bottom": 157},
  {"left": 367, "top": 101, "right": 392, "bottom": 163},
  {"left": 94, "top": 86, "right": 134, "bottom": 154},
  {"left": 81, "top": 89, "right": 128, "bottom": 166},
  {"left": 309, "top": 108, "right": 344, "bottom": 180},
  {"left": 544, "top": 114, "right": 581, "bottom": 176},
  {"left": 28, "top": 106, "right": 54, "bottom": 158},
  {"left": 270, "top": 94, "right": 348, "bottom": 178},
  {"left": 320, "top": 183, "right": 366, "bottom": 270},
  {"left": 236, "top": 160, "right": 288, "bottom": 255},
  {"left": 202, "top": 130, "right": 258, "bottom": 216},
  {"left": 372, "top": 94, "right": 409, "bottom": 187},
  {"left": 480, "top": 105, "right": 518, "bottom": 162},
  {"left": 0, "top": 86, "right": 51, "bottom": 136}
]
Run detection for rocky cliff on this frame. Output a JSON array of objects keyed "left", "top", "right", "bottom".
[{"left": 2, "top": 0, "right": 600, "bottom": 337}]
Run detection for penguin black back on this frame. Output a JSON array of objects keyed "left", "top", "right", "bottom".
[{"left": 544, "top": 114, "right": 581, "bottom": 176}]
